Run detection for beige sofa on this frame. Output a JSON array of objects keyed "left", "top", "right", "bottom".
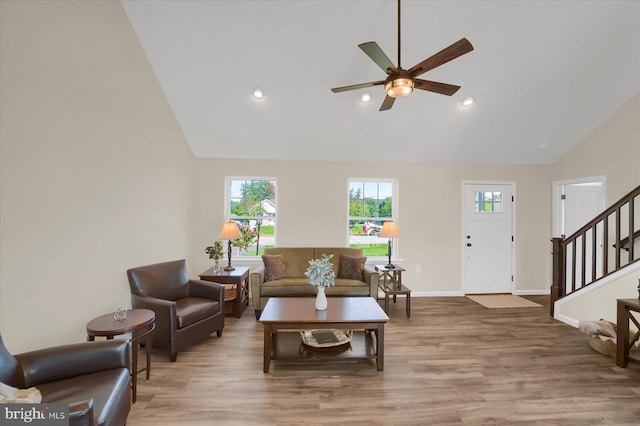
[{"left": 250, "top": 247, "right": 379, "bottom": 319}]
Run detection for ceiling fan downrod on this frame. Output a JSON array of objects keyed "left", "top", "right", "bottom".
[{"left": 397, "top": 0, "right": 401, "bottom": 69}]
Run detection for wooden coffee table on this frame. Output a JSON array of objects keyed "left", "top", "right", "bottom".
[{"left": 259, "top": 297, "right": 389, "bottom": 373}]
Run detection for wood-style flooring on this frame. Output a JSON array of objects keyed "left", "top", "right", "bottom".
[{"left": 127, "top": 296, "right": 640, "bottom": 425}]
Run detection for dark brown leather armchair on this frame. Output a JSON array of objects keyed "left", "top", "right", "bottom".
[
  {"left": 127, "top": 259, "right": 224, "bottom": 362},
  {"left": 0, "top": 335, "right": 131, "bottom": 426}
]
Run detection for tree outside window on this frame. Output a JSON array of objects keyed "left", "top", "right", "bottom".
[
  {"left": 228, "top": 178, "right": 276, "bottom": 256},
  {"left": 348, "top": 180, "right": 396, "bottom": 257}
]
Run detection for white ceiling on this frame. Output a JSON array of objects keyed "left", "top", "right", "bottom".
[{"left": 121, "top": 0, "right": 640, "bottom": 165}]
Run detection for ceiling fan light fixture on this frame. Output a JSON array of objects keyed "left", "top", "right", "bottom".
[{"left": 385, "top": 77, "right": 414, "bottom": 98}]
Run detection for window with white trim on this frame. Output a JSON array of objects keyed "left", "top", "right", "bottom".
[
  {"left": 348, "top": 179, "right": 397, "bottom": 257},
  {"left": 226, "top": 177, "right": 276, "bottom": 257}
]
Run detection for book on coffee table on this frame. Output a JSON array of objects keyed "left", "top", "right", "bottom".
[
  {"left": 312, "top": 331, "right": 340, "bottom": 344},
  {"left": 300, "top": 329, "right": 352, "bottom": 348}
]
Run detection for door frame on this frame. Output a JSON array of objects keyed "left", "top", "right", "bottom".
[
  {"left": 461, "top": 181, "right": 516, "bottom": 294},
  {"left": 551, "top": 176, "right": 607, "bottom": 238}
]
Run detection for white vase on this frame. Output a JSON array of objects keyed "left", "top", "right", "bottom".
[
  {"left": 315, "top": 286, "right": 327, "bottom": 311},
  {"left": 213, "top": 260, "right": 220, "bottom": 274}
]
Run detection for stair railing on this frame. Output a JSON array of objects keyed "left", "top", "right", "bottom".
[{"left": 551, "top": 185, "right": 640, "bottom": 316}]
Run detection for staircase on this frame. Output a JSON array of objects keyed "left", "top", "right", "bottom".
[{"left": 551, "top": 185, "right": 640, "bottom": 316}]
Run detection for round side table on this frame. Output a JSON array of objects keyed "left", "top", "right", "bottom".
[{"left": 86, "top": 308, "right": 156, "bottom": 403}]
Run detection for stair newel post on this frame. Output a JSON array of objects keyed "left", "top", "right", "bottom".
[{"left": 551, "top": 237, "right": 565, "bottom": 317}]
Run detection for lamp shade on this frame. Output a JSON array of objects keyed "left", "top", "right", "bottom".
[
  {"left": 218, "top": 221, "right": 241, "bottom": 240},
  {"left": 380, "top": 221, "right": 400, "bottom": 238}
]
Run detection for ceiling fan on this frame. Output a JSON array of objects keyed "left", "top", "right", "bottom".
[{"left": 331, "top": 0, "right": 474, "bottom": 111}]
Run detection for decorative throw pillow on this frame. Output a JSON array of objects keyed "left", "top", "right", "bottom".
[
  {"left": 262, "top": 254, "right": 286, "bottom": 281},
  {"left": 338, "top": 255, "right": 367, "bottom": 281}
]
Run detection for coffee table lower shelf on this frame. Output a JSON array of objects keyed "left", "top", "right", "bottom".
[{"left": 270, "top": 331, "right": 378, "bottom": 368}]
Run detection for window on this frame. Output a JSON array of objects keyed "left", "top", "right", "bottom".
[
  {"left": 227, "top": 178, "right": 276, "bottom": 256},
  {"left": 475, "top": 191, "right": 503, "bottom": 213},
  {"left": 348, "top": 179, "right": 396, "bottom": 257}
]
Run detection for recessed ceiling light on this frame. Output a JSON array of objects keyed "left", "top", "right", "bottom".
[
  {"left": 461, "top": 96, "right": 474, "bottom": 107},
  {"left": 360, "top": 93, "right": 371, "bottom": 103},
  {"left": 538, "top": 142, "right": 549, "bottom": 150},
  {"left": 252, "top": 88, "right": 264, "bottom": 100}
]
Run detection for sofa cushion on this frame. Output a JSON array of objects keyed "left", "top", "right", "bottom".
[
  {"left": 262, "top": 278, "right": 316, "bottom": 296},
  {"left": 263, "top": 248, "right": 314, "bottom": 277},
  {"left": 262, "top": 254, "right": 287, "bottom": 281},
  {"left": 338, "top": 255, "right": 367, "bottom": 281},
  {"left": 175, "top": 297, "right": 220, "bottom": 329}
]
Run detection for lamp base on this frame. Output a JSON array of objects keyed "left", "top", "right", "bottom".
[
  {"left": 385, "top": 263, "right": 395, "bottom": 269},
  {"left": 224, "top": 265, "right": 235, "bottom": 271}
]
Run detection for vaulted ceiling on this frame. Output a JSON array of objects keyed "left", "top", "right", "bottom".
[{"left": 121, "top": 1, "right": 640, "bottom": 165}]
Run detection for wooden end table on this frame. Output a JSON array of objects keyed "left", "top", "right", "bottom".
[
  {"left": 86, "top": 309, "right": 155, "bottom": 403},
  {"left": 616, "top": 298, "right": 640, "bottom": 368},
  {"left": 375, "top": 265, "right": 411, "bottom": 317},
  {"left": 259, "top": 297, "right": 389, "bottom": 373},
  {"left": 199, "top": 266, "right": 250, "bottom": 318}
]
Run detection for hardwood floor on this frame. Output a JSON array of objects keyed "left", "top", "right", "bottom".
[{"left": 128, "top": 296, "right": 640, "bottom": 425}]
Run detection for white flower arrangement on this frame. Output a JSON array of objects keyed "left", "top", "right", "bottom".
[{"left": 304, "top": 254, "right": 336, "bottom": 288}]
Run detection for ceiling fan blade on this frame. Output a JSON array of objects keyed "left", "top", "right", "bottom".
[
  {"left": 414, "top": 79, "right": 461, "bottom": 96},
  {"left": 331, "top": 81, "right": 384, "bottom": 93},
  {"left": 379, "top": 95, "right": 395, "bottom": 111},
  {"left": 408, "top": 38, "right": 474, "bottom": 78},
  {"left": 358, "top": 42, "right": 397, "bottom": 74}
]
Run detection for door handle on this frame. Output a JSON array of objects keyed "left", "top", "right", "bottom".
[{"left": 467, "top": 243, "right": 472, "bottom": 247}]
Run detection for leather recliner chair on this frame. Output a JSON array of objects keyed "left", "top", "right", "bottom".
[
  {"left": 127, "top": 259, "right": 225, "bottom": 362},
  {"left": 0, "top": 335, "right": 131, "bottom": 426}
]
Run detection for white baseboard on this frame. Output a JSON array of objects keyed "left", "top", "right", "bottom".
[
  {"left": 514, "top": 289, "right": 550, "bottom": 296},
  {"left": 411, "top": 291, "right": 465, "bottom": 297},
  {"left": 555, "top": 313, "right": 580, "bottom": 328},
  {"left": 410, "top": 290, "right": 549, "bottom": 297}
]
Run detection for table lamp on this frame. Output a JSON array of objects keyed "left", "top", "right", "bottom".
[
  {"left": 219, "top": 221, "right": 241, "bottom": 271},
  {"left": 380, "top": 221, "right": 400, "bottom": 269}
]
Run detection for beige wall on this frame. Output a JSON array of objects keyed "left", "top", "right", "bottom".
[
  {"left": 0, "top": 1, "right": 195, "bottom": 352},
  {"left": 192, "top": 160, "right": 553, "bottom": 295},
  {"left": 552, "top": 92, "right": 640, "bottom": 202}
]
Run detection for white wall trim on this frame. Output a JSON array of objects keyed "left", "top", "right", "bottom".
[{"left": 555, "top": 313, "right": 580, "bottom": 328}]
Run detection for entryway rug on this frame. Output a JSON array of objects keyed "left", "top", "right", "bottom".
[{"left": 467, "top": 294, "right": 542, "bottom": 308}]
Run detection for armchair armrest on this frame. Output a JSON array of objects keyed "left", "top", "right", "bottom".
[
  {"left": 16, "top": 340, "right": 129, "bottom": 388},
  {"left": 131, "top": 293, "right": 177, "bottom": 335},
  {"left": 188, "top": 279, "right": 224, "bottom": 303},
  {"left": 363, "top": 265, "right": 379, "bottom": 298},
  {"left": 68, "top": 398, "right": 95, "bottom": 426}
]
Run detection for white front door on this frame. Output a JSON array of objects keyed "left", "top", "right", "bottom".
[{"left": 463, "top": 183, "right": 514, "bottom": 294}]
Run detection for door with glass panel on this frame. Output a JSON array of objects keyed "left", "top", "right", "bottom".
[{"left": 463, "top": 183, "right": 514, "bottom": 294}]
